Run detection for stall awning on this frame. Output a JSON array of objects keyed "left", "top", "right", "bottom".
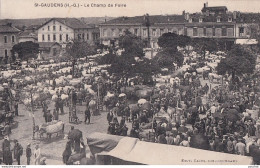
[
  {"left": 93, "top": 134, "right": 253, "bottom": 165},
  {"left": 235, "top": 39, "right": 258, "bottom": 45}
]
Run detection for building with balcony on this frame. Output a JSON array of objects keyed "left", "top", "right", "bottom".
[
  {"left": 99, "top": 15, "right": 186, "bottom": 48},
  {"left": 99, "top": 3, "right": 259, "bottom": 48}
]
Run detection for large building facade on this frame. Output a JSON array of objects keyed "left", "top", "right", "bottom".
[
  {"left": 0, "top": 23, "right": 20, "bottom": 62},
  {"left": 37, "top": 18, "right": 100, "bottom": 46},
  {"left": 99, "top": 3, "right": 257, "bottom": 48}
]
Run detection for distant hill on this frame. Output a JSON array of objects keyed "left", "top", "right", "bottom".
[{"left": 0, "top": 17, "right": 114, "bottom": 30}]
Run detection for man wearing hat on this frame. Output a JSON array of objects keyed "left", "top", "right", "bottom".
[
  {"left": 166, "top": 132, "right": 174, "bottom": 145},
  {"left": 13, "top": 139, "right": 23, "bottom": 165},
  {"left": 46, "top": 110, "right": 53, "bottom": 123},
  {"left": 26, "top": 143, "right": 32, "bottom": 165},
  {"left": 235, "top": 138, "right": 246, "bottom": 156},
  {"left": 2, "top": 136, "right": 11, "bottom": 165}
]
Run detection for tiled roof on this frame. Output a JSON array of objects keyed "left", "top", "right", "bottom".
[
  {"left": 236, "top": 13, "right": 260, "bottom": 23},
  {"left": 38, "top": 18, "right": 95, "bottom": 30},
  {"left": 18, "top": 31, "right": 37, "bottom": 38},
  {"left": 101, "top": 15, "right": 186, "bottom": 25},
  {"left": 0, "top": 25, "right": 20, "bottom": 33}
]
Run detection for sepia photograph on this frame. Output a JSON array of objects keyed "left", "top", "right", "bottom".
[{"left": 0, "top": 0, "right": 260, "bottom": 165}]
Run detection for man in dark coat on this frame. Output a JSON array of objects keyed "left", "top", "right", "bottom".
[
  {"left": 46, "top": 110, "right": 53, "bottom": 122},
  {"left": 13, "top": 140, "right": 23, "bottom": 165},
  {"left": 2, "top": 136, "right": 11, "bottom": 165},
  {"left": 84, "top": 106, "right": 91, "bottom": 124},
  {"left": 158, "top": 133, "right": 167, "bottom": 144},
  {"left": 107, "top": 110, "right": 114, "bottom": 124},
  {"left": 14, "top": 101, "right": 19, "bottom": 116},
  {"left": 63, "top": 140, "right": 72, "bottom": 165},
  {"left": 26, "top": 143, "right": 32, "bottom": 165}
]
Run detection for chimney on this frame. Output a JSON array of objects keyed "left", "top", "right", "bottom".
[
  {"left": 233, "top": 11, "right": 237, "bottom": 19},
  {"left": 182, "top": 10, "right": 185, "bottom": 16},
  {"left": 204, "top": 3, "right": 206, "bottom": 8},
  {"left": 185, "top": 13, "right": 190, "bottom": 20}
]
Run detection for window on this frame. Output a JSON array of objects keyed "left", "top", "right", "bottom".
[
  {"left": 60, "top": 34, "right": 62, "bottom": 41},
  {"left": 66, "top": 34, "right": 69, "bottom": 41},
  {"left": 152, "top": 29, "right": 156, "bottom": 36},
  {"left": 228, "top": 17, "right": 232, "bottom": 22},
  {"left": 134, "top": 29, "right": 138, "bottom": 35},
  {"left": 60, "top": 26, "right": 62, "bottom": 31},
  {"left": 11, "top": 35, "right": 15, "bottom": 43},
  {"left": 87, "top": 33, "right": 89, "bottom": 40},
  {"left": 143, "top": 29, "right": 147, "bottom": 36},
  {"left": 217, "top": 17, "right": 221, "bottom": 23},
  {"left": 199, "top": 18, "right": 203, "bottom": 23},
  {"left": 5, "top": 49, "right": 8, "bottom": 57},
  {"left": 48, "top": 34, "right": 50, "bottom": 41},
  {"left": 187, "top": 28, "right": 193, "bottom": 36},
  {"left": 78, "top": 34, "right": 81, "bottom": 39},
  {"left": 119, "top": 29, "right": 123, "bottom": 34},
  {"left": 160, "top": 29, "right": 164, "bottom": 36},
  {"left": 189, "top": 18, "right": 192, "bottom": 23},
  {"left": 82, "top": 33, "right": 85, "bottom": 40},
  {"left": 42, "top": 34, "right": 45, "bottom": 41},
  {"left": 206, "top": 28, "right": 213, "bottom": 36},
  {"left": 103, "top": 29, "right": 107, "bottom": 37},
  {"left": 239, "top": 27, "right": 244, "bottom": 34},
  {"left": 227, "top": 28, "right": 234, "bottom": 37},
  {"left": 215, "top": 28, "right": 222, "bottom": 37},
  {"left": 4, "top": 36, "right": 7, "bottom": 43},
  {"left": 198, "top": 28, "right": 204, "bottom": 37},
  {"left": 48, "top": 26, "right": 50, "bottom": 31},
  {"left": 53, "top": 34, "right": 56, "bottom": 41},
  {"left": 111, "top": 29, "right": 115, "bottom": 36},
  {"left": 53, "top": 26, "right": 56, "bottom": 31}
]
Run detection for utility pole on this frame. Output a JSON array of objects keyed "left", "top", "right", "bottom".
[{"left": 145, "top": 13, "right": 151, "bottom": 48}]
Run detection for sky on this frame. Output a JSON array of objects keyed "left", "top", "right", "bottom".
[{"left": 0, "top": 0, "right": 260, "bottom": 19}]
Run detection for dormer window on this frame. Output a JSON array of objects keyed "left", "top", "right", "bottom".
[
  {"left": 228, "top": 17, "right": 232, "bottom": 22},
  {"left": 217, "top": 17, "right": 221, "bottom": 23},
  {"left": 199, "top": 18, "right": 203, "bottom": 23},
  {"left": 189, "top": 18, "right": 192, "bottom": 23}
]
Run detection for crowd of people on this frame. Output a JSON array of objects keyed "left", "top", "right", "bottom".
[{"left": 0, "top": 48, "right": 260, "bottom": 165}]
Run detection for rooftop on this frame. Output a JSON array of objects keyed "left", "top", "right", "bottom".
[
  {"left": 38, "top": 18, "right": 95, "bottom": 30},
  {"left": 0, "top": 24, "right": 20, "bottom": 33},
  {"left": 100, "top": 15, "right": 186, "bottom": 25}
]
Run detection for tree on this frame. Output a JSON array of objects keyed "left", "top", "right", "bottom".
[
  {"left": 95, "top": 49, "right": 116, "bottom": 65},
  {"left": 107, "top": 31, "right": 157, "bottom": 84},
  {"left": 248, "top": 23, "right": 260, "bottom": 52},
  {"left": 155, "top": 32, "right": 186, "bottom": 70},
  {"left": 11, "top": 41, "right": 39, "bottom": 62},
  {"left": 118, "top": 30, "right": 145, "bottom": 58},
  {"left": 216, "top": 45, "right": 256, "bottom": 84},
  {"left": 191, "top": 38, "right": 218, "bottom": 59},
  {"left": 153, "top": 48, "right": 184, "bottom": 70},
  {"left": 66, "top": 40, "right": 97, "bottom": 77}
]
